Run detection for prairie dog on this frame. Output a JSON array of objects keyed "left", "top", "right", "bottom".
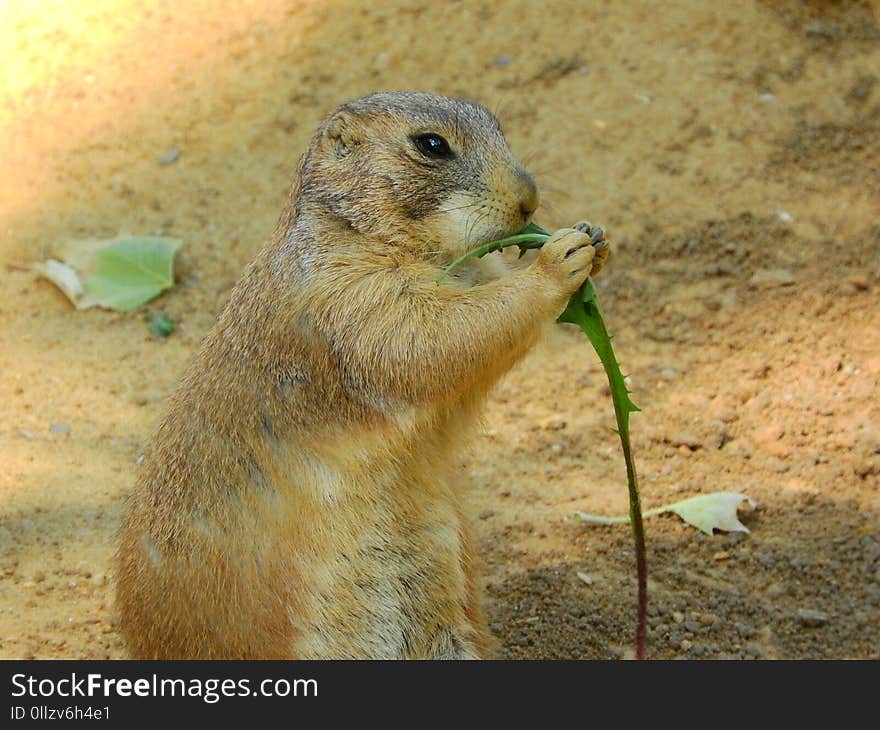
[{"left": 116, "top": 91, "right": 608, "bottom": 659}]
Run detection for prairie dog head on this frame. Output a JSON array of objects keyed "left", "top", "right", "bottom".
[{"left": 299, "top": 92, "right": 539, "bottom": 258}]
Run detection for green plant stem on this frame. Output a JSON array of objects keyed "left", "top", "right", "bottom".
[
  {"left": 441, "top": 223, "right": 648, "bottom": 660},
  {"left": 438, "top": 233, "right": 548, "bottom": 281},
  {"left": 559, "top": 279, "right": 647, "bottom": 660}
]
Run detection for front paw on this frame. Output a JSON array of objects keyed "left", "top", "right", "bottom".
[
  {"left": 535, "top": 227, "right": 595, "bottom": 296},
  {"left": 574, "top": 220, "right": 610, "bottom": 276}
]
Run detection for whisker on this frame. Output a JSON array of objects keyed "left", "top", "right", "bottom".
[
  {"left": 465, "top": 205, "right": 490, "bottom": 247},
  {"left": 536, "top": 199, "right": 561, "bottom": 218},
  {"left": 535, "top": 181, "right": 569, "bottom": 196},
  {"left": 529, "top": 160, "right": 579, "bottom": 178},
  {"left": 434, "top": 200, "right": 482, "bottom": 215},
  {"left": 520, "top": 149, "right": 543, "bottom": 167},
  {"left": 493, "top": 94, "right": 510, "bottom": 129},
  {"left": 464, "top": 206, "right": 478, "bottom": 246}
]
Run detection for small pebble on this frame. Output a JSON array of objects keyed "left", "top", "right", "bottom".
[
  {"left": 805, "top": 19, "right": 833, "bottom": 38},
  {"left": 846, "top": 274, "right": 870, "bottom": 291},
  {"left": 576, "top": 571, "right": 593, "bottom": 586},
  {"left": 796, "top": 608, "right": 829, "bottom": 627},
  {"left": 541, "top": 415, "right": 567, "bottom": 431},
  {"left": 855, "top": 457, "right": 880, "bottom": 478},
  {"left": 756, "top": 423, "right": 784, "bottom": 443},
  {"left": 670, "top": 432, "right": 702, "bottom": 450},
  {"left": 769, "top": 456, "right": 790, "bottom": 473},
  {"left": 749, "top": 268, "right": 796, "bottom": 288},
  {"left": 157, "top": 147, "right": 181, "bottom": 165},
  {"left": 49, "top": 423, "right": 70, "bottom": 435}
]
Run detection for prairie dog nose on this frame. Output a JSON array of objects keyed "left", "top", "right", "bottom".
[{"left": 516, "top": 167, "right": 540, "bottom": 220}]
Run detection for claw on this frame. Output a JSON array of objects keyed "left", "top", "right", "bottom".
[{"left": 590, "top": 226, "right": 606, "bottom": 245}]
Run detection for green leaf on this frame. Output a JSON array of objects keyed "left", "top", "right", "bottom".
[
  {"left": 577, "top": 491, "right": 757, "bottom": 535},
  {"left": 33, "top": 235, "right": 181, "bottom": 312},
  {"left": 83, "top": 236, "right": 181, "bottom": 312},
  {"left": 518, "top": 221, "right": 551, "bottom": 236}
]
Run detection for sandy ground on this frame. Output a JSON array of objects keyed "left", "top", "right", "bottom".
[{"left": 1, "top": 0, "right": 878, "bottom": 660}]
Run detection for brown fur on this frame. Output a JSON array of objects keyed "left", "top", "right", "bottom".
[{"left": 115, "top": 92, "right": 607, "bottom": 659}]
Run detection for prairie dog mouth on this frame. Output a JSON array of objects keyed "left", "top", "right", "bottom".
[{"left": 434, "top": 192, "right": 524, "bottom": 254}]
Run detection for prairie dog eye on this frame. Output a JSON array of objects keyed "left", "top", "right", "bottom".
[{"left": 411, "top": 132, "right": 454, "bottom": 160}]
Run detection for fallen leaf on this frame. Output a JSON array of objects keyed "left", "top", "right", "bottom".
[
  {"left": 84, "top": 237, "right": 180, "bottom": 311},
  {"left": 33, "top": 235, "right": 181, "bottom": 312},
  {"left": 660, "top": 492, "right": 756, "bottom": 535},
  {"left": 577, "top": 491, "right": 757, "bottom": 535},
  {"left": 573, "top": 512, "right": 629, "bottom": 526},
  {"left": 31, "top": 260, "right": 89, "bottom": 308}
]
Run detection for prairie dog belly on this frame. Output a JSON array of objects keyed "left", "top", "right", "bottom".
[{"left": 287, "top": 469, "right": 470, "bottom": 659}]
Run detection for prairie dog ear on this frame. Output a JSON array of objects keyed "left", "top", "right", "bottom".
[{"left": 324, "top": 109, "right": 360, "bottom": 158}]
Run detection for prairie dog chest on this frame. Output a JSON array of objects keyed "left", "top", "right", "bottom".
[{"left": 291, "top": 482, "right": 468, "bottom": 659}]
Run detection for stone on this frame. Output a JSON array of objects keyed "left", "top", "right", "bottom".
[
  {"left": 749, "top": 268, "right": 796, "bottom": 288},
  {"left": 796, "top": 608, "right": 829, "bottom": 627}
]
